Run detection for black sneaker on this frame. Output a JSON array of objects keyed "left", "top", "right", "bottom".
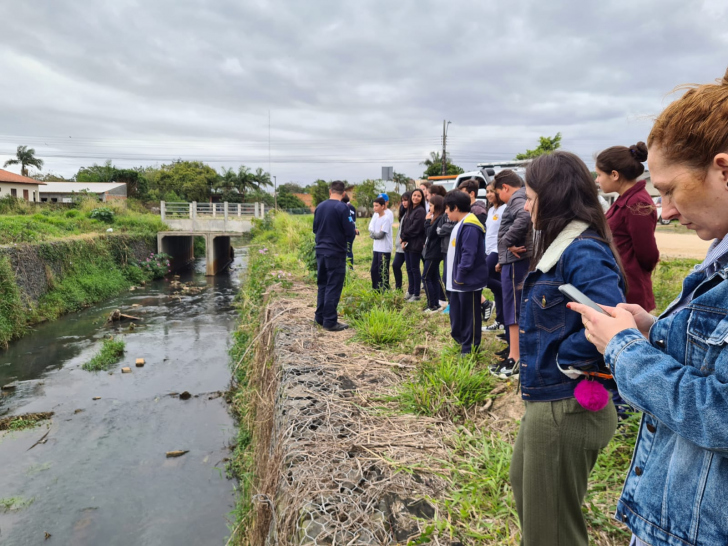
[
  {"left": 481, "top": 300, "right": 494, "bottom": 321},
  {"left": 495, "top": 347, "right": 509, "bottom": 357},
  {"left": 483, "top": 321, "right": 504, "bottom": 332},
  {"left": 323, "top": 322, "right": 349, "bottom": 332},
  {"left": 490, "top": 358, "right": 519, "bottom": 379}
]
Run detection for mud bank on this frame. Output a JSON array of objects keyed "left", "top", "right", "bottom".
[{"left": 242, "top": 292, "right": 457, "bottom": 545}]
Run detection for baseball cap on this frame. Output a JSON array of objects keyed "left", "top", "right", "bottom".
[{"left": 376, "top": 193, "right": 389, "bottom": 202}]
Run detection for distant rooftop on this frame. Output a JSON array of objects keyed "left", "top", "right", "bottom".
[
  {"left": 39, "top": 182, "right": 126, "bottom": 193},
  {"left": 0, "top": 169, "right": 46, "bottom": 185}
]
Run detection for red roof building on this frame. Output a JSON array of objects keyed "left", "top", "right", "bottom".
[{"left": 0, "top": 169, "right": 46, "bottom": 202}]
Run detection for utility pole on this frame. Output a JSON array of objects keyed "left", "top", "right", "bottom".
[
  {"left": 441, "top": 120, "right": 451, "bottom": 176},
  {"left": 273, "top": 175, "right": 277, "bottom": 210}
]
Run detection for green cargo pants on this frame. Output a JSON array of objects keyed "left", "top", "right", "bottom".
[{"left": 510, "top": 397, "right": 617, "bottom": 546}]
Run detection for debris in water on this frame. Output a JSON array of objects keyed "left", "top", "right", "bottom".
[
  {"left": 135, "top": 358, "right": 145, "bottom": 367},
  {"left": 92, "top": 397, "right": 101, "bottom": 400},
  {"left": 166, "top": 450, "right": 188, "bottom": 458},
  {"left": 0, "top": 412, "right": 54, "bottom": 431},
  {"left": 2, "top": 381, "right": 19, "bottom": 390},
  {"left": 121, "top": 367, "right": 132, "bottom": 374},
  {"left": 179, "top": 391, "right": 191, "bottom": 400},
  {"left": 74, "top": 409, "right": 84, "bottom": 414},
  {"left": 45, "top": 532, "right": 52, "bottom": 540}
]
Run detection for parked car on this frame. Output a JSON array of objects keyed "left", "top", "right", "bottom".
[{"left": 653, "top": 197, "right": 673, "bottom": 225}]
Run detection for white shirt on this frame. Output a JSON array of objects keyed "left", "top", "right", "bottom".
[
  {"left": 446, "top": 216, "right": 465, "bottom": 292},
  {"left": 485, "top": 204, "right": 506, "bottom": 255},
  {"left": 369, "top": 212, "right": 393, "bottom": 253}
]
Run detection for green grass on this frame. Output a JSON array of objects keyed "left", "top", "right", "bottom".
[
  {"left": 0, "top": 197, "right": 165, "bottom": 245},
  {"left": 652, "top": 258, "right": 699, "bottom": 313},
  {"left": 352, "top": 306, "right": 414, "bottom": 346},
  {"left": 83, "top": 337, "right": 126, "bottom": 371}
]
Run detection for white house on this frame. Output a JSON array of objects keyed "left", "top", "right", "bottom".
[{"left": 0, "top": 169, "right": 45, "bottom": 201}]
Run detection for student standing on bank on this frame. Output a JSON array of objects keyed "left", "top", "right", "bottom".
[
  {"left": 572, "top": 67, "right": 728, "bottom": 546},
  {"left": 400, "top": 189, "right": 427, "bottom": 301},
  {"left": 392, "top": 192, "right": 410, "bottom": 291},
  {"left": 341, "top": 193, "right": 359, "bottom": 269},
  {"left": 312, "top": 181, "right": 356, "bottom": 331},
  {"left": 492, "top": 170, "right": 533, "bottom": 378},
  {"left": 368, "top": 197, "right": 393, "bottom": 291},
  {"left": 444, "top": 190, "right": 489, "bottom": 354},
  {"left": 458, "top": 179, "right": 488, "bottom": 225},
  {"left": 596, "top": 143, "right": 659, "bottom": 311},
  {"left": 482, "top": 182, "right": 507, "bottom": 332},
  {"left": 508, "top": 151, "right": 625, "bottom": 546},
  {"left": 422, "top": 195, "right": 446, "bottom": 312}
]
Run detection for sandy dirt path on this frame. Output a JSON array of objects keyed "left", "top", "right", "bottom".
[{"left": 655, "top": 231, "right": 712, "bottom": 259}]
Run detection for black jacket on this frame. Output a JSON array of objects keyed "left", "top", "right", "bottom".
[
  {"left": 399, "top": 206, "right": 426, "bottom": 253},
  {"left": 438, "top": 216, "right": 455, "bottom": 254},
  {"left": 423, "top": 215, "right": 446, "bottom": 261},
  {"left": 497, "top": 187, "right": 534, "bottom": 264},
  {"left": 471, "top": 200, "right": 488, "bottom": 226}
]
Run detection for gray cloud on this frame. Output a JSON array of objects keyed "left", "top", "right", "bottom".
[{"left": 1, "top": 0, "right": 727, "bottom": 183}]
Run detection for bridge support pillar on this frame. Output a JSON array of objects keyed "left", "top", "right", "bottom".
[
  {"left": 205, "top": 234, "right": 233, "bottom": 276},
  {"left": 157, "top": 233, "right": 195, "bottom": 272}
]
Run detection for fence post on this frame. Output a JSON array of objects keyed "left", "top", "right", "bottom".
[
  {"left": 261, "top": 203, "right": 265, "bottom": 217},
  {"left": 254, "top": 202, "right": 260, "bottom": 218},
  {"left": 212, "top": 203, "right": 216, "bottom": 218},
  {"left": 237, "top": 203, "right": 241, "bottom": 217},
  {"left": 191, "top": 202, "right": 196, "bottom": 220},
  {"left": 161, "top": 201, "right": 166, "bottom": 221},
  {"left": 224, "top": 201, "right": 229, "bottom": 221}
]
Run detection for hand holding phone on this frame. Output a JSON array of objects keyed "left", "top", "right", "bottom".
[{"left": 559, "top": 284, "right": 609, "bottom": 315}]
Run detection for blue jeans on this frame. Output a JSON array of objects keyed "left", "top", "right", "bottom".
[{"left": 315, "top": 254, "right": 346, "bottom": 327}]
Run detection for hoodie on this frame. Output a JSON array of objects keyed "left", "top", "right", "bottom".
[
  {"left": 450, "top": 213, "right": 489, "bottom": 292},
  {"left": 470, "top": 199, "right": 488, "bottom": 226}
]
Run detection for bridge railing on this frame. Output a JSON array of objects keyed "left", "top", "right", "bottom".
[{"left": 160, "top": 201, "right": 265, "bottom": 220}]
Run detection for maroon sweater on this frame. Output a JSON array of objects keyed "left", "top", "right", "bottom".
[{"left": 605, "top": 180, "right": 659, "bottom": 311}]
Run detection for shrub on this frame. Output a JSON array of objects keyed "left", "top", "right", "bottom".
[
  {"left": 137, "top": 252, "right": 171, "bottom": 279},
  {"left": 64, "top": 209, "right": 80, "bottom": 218},
  {"left": 83, "top": 337, "right": 126, "bottom": 371},
  {"left": 89, "top": 207, "right": 115, "bottom": 223}
]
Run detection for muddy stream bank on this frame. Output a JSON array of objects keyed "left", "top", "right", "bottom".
[{"left": 0, "top": 249, "right": 246, "bottom": 545}]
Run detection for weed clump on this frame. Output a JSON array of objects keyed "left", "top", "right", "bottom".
[
  {"left": 83, "top": 337, "right": 126, "bottom": 371},
  {"left": 352, "top": 306, "right": 413, "bottom": 347}
]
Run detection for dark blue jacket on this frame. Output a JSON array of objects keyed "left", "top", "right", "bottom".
[
  {"left": 519, "top": 229, "right": 625, "bottom": 402},
  {"left": 313, "top": 199, "right": 356, "bottom": 257},
  {"left": 451, "top": 214, "right": 489, "bottom": 292},
  {"left": 345, "top": 203, "right": 357, "bottom": 242}
]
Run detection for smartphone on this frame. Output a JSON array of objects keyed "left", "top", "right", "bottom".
[{"left": 558, "top": 284, "right": 609, "bottom": 315}]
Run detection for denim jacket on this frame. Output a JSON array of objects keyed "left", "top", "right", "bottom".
[
  {"left": 605, "top": 263, "right": 728, "bottom": 546},
  {"left": 520, "top": 223, "right": 625, "bottom": 401}
]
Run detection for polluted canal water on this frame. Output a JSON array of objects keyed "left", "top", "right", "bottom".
[{"left": 0, "top": 249, "right": 247, "bottom": 545}]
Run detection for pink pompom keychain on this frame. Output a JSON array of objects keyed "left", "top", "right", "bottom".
[{"left": 574, "top": 377, "right": 610, "bottom": 412}]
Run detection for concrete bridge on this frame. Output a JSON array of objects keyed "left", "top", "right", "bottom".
[{"left": 158, "top": 201, "right": 265, "bottom": 276}]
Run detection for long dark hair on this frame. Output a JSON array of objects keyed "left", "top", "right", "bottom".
[
  {"left": 596, "top": 142, "right": 647, "bottom": 180},
  {"left": 409, "top": 189, "right": 426, "bottom": 211},
  {"left": 399, "top": 191, "right": 411, "bottom": 221},
  {"left": 526, "top": 152, "right": 625, "bottom": 280},
  {"left": 429, "top": 195, "right": 445, "bottom": 220}
]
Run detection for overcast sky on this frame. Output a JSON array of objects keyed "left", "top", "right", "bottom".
[{"left": 1, "top": 0, "right": 727, "bottom": 185}]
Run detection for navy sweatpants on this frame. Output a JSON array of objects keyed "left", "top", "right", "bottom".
[
  {"left": 423, "top": 258, "right": 444, "bottom": 309},
  {"left": 371, "top": 251, "right": 391, "bottom": 291},
  {"left": 315, "top": 254, "right": 346, "bottom": 328},
  {"left": 449, "top": 290, "right": 483, "bottom": 354}
]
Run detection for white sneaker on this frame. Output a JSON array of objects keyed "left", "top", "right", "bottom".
[{"left": 439, "top": 300, "right": 448, "bottom": 307}]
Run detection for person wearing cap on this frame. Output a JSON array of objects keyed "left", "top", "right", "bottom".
[
  {"left": 341, "top": 192, "right": 359, "bottom": 269},
  {"left": 377, "top": 192, "right": 394, "bottom": 224}
]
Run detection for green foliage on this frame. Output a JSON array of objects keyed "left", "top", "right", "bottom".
[
  {"left": 393, "top": 171, "right": 415, "bottom": 193},
  {"left": 279, "top": 182, "right": 306, "bottom": 194},
  {"left": 3, "top": 145, "right": 43, "bottom": 176},
  {"left": 652, "top": 258, "right": 699, "bottom": 313},
  {"left": 88, "top": 207, "right": 115, "bottom": 223},
  {"left": 138, "top": 252, "right": 171, "bottom": 279},
  {"left": 83, "top": 337, "right": 126, "bottom": 371},
  {"left": 515, "top": 133, "right": 562, "bottom": 160},
  {"left": 4, "top": 415, "right": 48, "bottom": 432},
  {"left": 218, "top": 166, "right": 272, "bottom": 202},
  {"left": 276, "top": 186, "right": 307, "bottom": 210},
  {"left": 0, "top": 256, "right": 26, "bottom": 349},
  {"left": 339, "top": 275, "right": 404, "bottom": 321},
  {"left": 309, "top": 179, "right": 330, "bottom": 206},
  {"left": 398, "top": 354, "right": 496, "bottom": 419},
  {"left": 352, "top": 179, "right": 383, "bottom": 216},
  {"left": 75, "top": 160, "right": 116, "bottom": 182},
  {"left": 64, "top": 209, "right": 80, "bottom": 218},
  {"left": 156, "top": 160, "right": 219, "bottom": 202},
  {"left": 421, "top": 151, "right": 465, "bottom": 178},
  {"left": 352, "top": 306, "right": 413, "bottom": 347},
  {"left": 297, "top": 231, "right": 317, "bottom": 277}
]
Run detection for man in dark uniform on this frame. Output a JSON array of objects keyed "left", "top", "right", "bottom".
[{"left": 313, "top": 181, "right": 356, "bottom": 331}]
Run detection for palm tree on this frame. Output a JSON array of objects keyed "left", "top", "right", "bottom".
[
  {"left": 420, "top": 151, "right": 442, "bottom": 169},
  {"left": 218, "top": 166, "right": 273, "bottom": 202},
  {"left": 4, "top": 145, "right": 44, "bottom": 177}
]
